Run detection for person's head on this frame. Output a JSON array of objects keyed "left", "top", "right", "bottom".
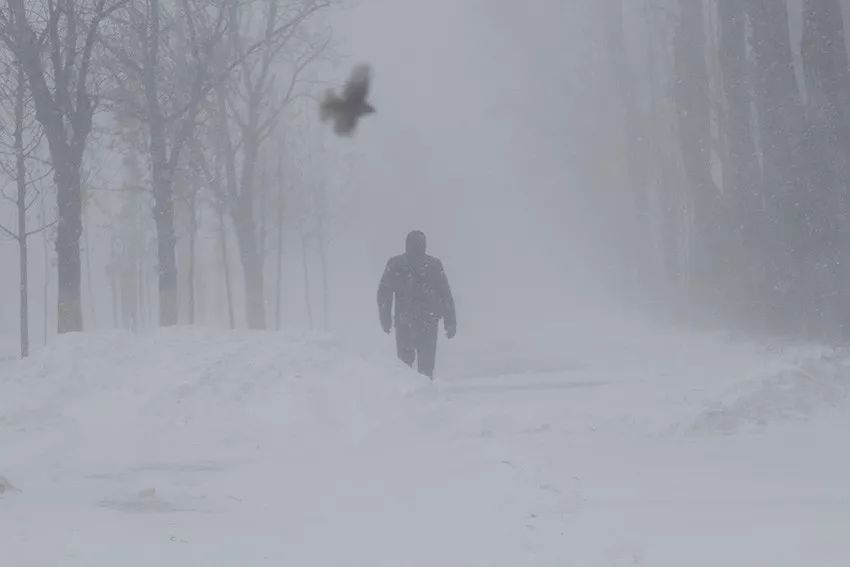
[{"left": 405, "top": 230, "right": 427, "bottom": 257}]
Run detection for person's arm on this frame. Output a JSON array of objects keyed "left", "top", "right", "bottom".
[
  {"left": 377, "top": 259, "right": 395, "bottom": 333},
  {"left": 437, "top": 261, "right": 456, "bottom": 338}
]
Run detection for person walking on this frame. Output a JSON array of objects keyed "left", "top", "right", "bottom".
[{"left": 377, "top": 231, "right": 456, "bottom": 378}]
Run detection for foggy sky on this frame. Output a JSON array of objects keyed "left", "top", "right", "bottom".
[
  {"left": 0, "top": 0, "right": 607, "bottom": 351},
  {"left": 325, "top": 0, "right": 600, "bottom": 339}
]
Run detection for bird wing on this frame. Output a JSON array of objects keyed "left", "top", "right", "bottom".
[
  {"left": 320, "top": 90, "right": 341, "bottom": 121},
  {"left": 343, "top": 64, "right": 371, "bottom": 103},
  {"left": 334, "top": 113, "right": 356, "bottom": 135}
]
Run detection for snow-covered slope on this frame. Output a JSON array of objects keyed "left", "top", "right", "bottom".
[
  {"left": 1, "top": 328, "right": 419, "bottom": 447},
  {"left": 1, "top": 326, "right": 848, "bottom": 566}
]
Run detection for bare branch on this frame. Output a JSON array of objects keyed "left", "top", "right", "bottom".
[
  {"left": 26, "top": 216, "right": 57, "bottom": 237},
  {"left": 0, "top": 220, "right": 18, "bottom": 240},
  {"left": 24, "top": 186, "right": 42, "bottom": 210}
]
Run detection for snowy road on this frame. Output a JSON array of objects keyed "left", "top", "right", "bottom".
[{"left": 1, "top": 326, "right": 849, "bottom": 566}]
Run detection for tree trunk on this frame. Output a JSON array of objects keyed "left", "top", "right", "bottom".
[
  {"left": 718, "top": 0, "right": 760, "bottom": 219},
  {"left": 84, "top": 206, "right": 96, "bottom": 329},
  {"left": 110, "top": 264, "right": 119, "bottom": 329},
  {"left": 800, "top": 0, "right": 850, "bottom": 335},
  {"left": 213, "top": 82, "right": 266, "bottom": 330},
  {"left": 152, "top": 170, "right": 178, "bottom": 326},
  {"left": 121, "top": 266, "right": 138, "bottom": 331},
  {"left": 316, "top": 218, "right": 330, "bottom": 332},
  {"left": 218, "top": 206, "right": 236, "bottom": 329},
  {"left": 642, "top": 4, "right": 686, "bottom": 303},
  {"left": 746, "top": 0, "right": 809, "bottom": 327},
  {"left": 140, "top": 256, "right": 147, "bottom": 330},
  {"left": 235, "top": 130, "right": 266, "bottom": 330},
  {"left": 674, "top": 0, "right": 721, "bottom": 294},
  {"left": 300, "top": 225, "right": 314, "bottom": 330},
  {"left": 145, "top": 0, "right": 179, "bottom": 327},
  {"left": 15, "top": 73, "right": 28, "bottom": 357},
  {"left": 275, "top": 194, "right": 284, "bottom": 331},
  {"left": 187, "top": 186, "right": 198, "bottom": 325},
  {"left": 258, "top": 165, "right": 268, "bottom": 276},
  {"left": 600, "top": 0, "right": 654, "bottom": 294},
  {"left": 41, "top": 195, "right": 49, "bottom": 345},
  {"left": 9, "top": 2, "right": 94, "bottom": 334},
  {"left": 19, "top": 230, "right": 28, "bottom": 358},
  {"left": 233, "top": 205, "right": 266, "bottom": 330},
  {"left": 802, "top": 0, "right": 850, "bottom": 137},
  {"left": 718, "top": 0, "right": 764, "bottom": 315},
  {"left": 54, "top": 162, "right": 84, "bottom": 333}
]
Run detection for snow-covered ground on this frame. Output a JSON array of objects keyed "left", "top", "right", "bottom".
[{"left": 1, "top": 323, "right": 849, "bottom": 566}]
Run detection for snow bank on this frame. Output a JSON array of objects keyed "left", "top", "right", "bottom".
[
  {"left": 0, "top": 328, "right": 423, "bottom": 461},
  {"left": 2, "top": 325, "right": 848, "bottom": 566},
  {"left": 0, "top": 329, "right": 429, "bottom": 566},
  {"left": 692, "top": 346, "right": 850, "bottom": 433}
]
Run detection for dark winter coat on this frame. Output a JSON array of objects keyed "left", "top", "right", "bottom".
[{"left": 377, "top": 249, "right": 456, "bottom": 332}]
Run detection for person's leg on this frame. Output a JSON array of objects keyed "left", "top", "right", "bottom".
[
  {"left": 395, "top": 325, "right": 416, "bottom": 367},
  {"left": 416, "top": 319, "right": 439, "bottom": 378}
]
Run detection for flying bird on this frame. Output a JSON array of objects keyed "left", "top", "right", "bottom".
[
  {"left": 0, "top": 475, "right": 20, "bottom": 494},
  {"left": 320, "top": 64, "right": 375, "bottom": 136}
]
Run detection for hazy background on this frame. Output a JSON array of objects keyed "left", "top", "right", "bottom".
[
  {"left": 0, "top": 0, "right": 606, "bottom": 356},
  {"left": 324, "top": 0, "right": 600, "bottom": 338},
  {"left": 5, "top": 0, "right": 850, "bottom": 357}
]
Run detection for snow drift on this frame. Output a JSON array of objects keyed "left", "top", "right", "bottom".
[
  {"left": 692, "top": 346, "right": 850, "bottom": 434},
  {"left": 1, "top": 328, "right": 421, "bottom": 448},
  {"left": 1, "top": 326, "right": 848, "bottom": 566}
]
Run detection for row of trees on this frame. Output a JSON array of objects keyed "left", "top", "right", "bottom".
[
  {"left": 0, "top": 0, "right": 336, "bottom": 357},
  {"left": 580, "top": 0, "right": 850, "bottom": 339}
]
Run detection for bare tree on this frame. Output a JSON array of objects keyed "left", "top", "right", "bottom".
[
  {"left": 190, "top": 137, "right": 235, "bottom": 328},
  {"left": 0, "top": 0, "right": 127, "bottom": 333},
  {"left": 280, "top": 113, "right": 348, "bottom": 332},
  {"left": 93, "top": 147, "right": 155, "bottom": 332},
  {"left": 212, "top": 0, "right": 329, "bottom": 330},
  {"left": 565, "top": 0, "right": 850, "bottom": 337},
  {"left": 0, "top": 59, "right": 53, "bottom": 357},
  {"left": 104, "top": 0, "right": 235, "bottom": 326}
]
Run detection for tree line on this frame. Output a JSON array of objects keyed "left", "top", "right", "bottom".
[
  {"left": 577, "top": 0, "right": 850, "bottom": 339},
  {"left": 11, "top": 1, "right": 850, "bottom": 358},
  {"left": 0, "top": 0, "right": 336, "bottom": 357}
]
